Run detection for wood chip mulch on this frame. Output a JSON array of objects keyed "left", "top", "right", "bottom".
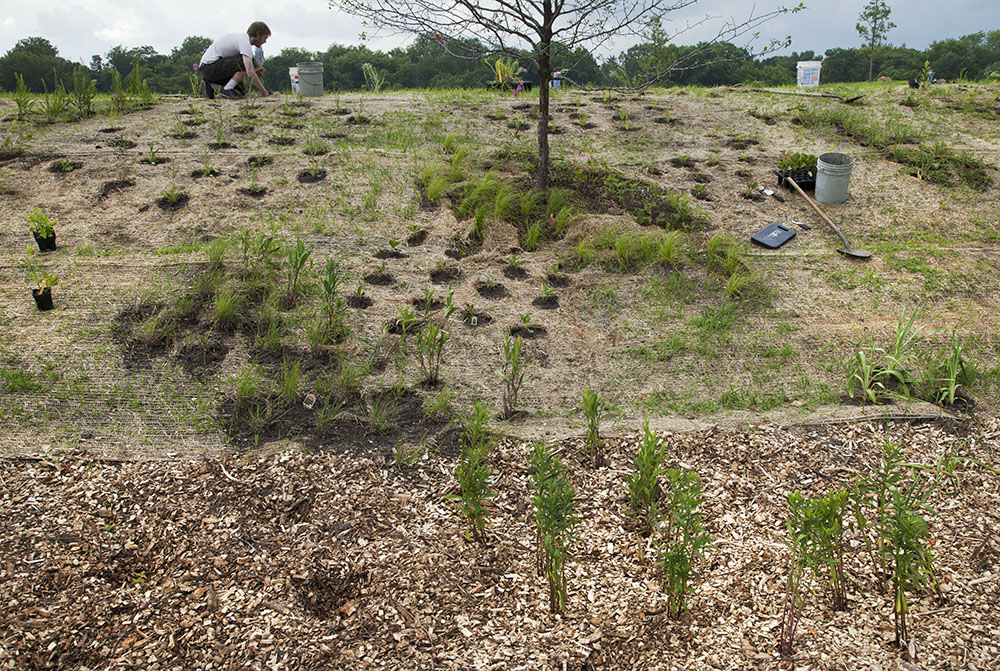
[{"left": 2, "top": 418, "right": 999, "bottom": 670}]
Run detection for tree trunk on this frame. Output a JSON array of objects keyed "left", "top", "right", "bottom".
[{"left": 535, "top": 10, "right": 553, "bottom": 190}]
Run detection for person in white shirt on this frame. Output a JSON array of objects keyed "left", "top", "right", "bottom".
[{"left": 199, "top": 21, "right": 273, "bottom": 99}]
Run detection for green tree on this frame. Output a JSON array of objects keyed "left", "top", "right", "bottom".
[
  {"left": 857, "top": 0, "right": 896, "bottom": 81},
  {"left": 0, "top": 37, "right": 74, "bottom": 92}
]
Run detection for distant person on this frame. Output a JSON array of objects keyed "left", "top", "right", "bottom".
[{"left": 199, "top": 21, "right": 273, "bottom": 99}]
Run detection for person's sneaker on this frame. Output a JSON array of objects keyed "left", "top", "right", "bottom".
[{"left": 219, "top": 87, "right": 245, "bottom": 100}]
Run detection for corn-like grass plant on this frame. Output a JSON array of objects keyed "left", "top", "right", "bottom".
[
  {"left": 656, "top": 469, "right": 712, "bottom": 618},
  {"left": 932, "top": 327, "right": 969, "bottom": 406},
  {"left": 625, "top": 416, "right": 668, "bottom": 534},
  {"left": 530, "top": 442, "right": 580, "bottom": 613},
  {"left": 449, "top": 402, "right": 493, "bottom": 542}
]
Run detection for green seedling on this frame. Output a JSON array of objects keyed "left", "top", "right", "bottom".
[
  {"left": 582, "top": 386, "right": 602, "bottom": 467},
  {"left": 27, "top": 208, "right": 56, "bottom": 239},
  {"left": 500, "top": 334, "right": 532, "bottom": 420},
  {"left": 530, "top": 442, "right": 580, "bottom": 613},
  {"left": 656, "top": 469, "right": 711, "bottom": 618},
  {"left": 448, "top": 401, "right": 493, "bottom": 542},
  {"left": 625, "top": 415, "right": 667, "bottom": 534}
]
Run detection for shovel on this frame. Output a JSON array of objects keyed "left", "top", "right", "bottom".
[{"left": 779, "top": 174, "right": 871, "bottom": 259}]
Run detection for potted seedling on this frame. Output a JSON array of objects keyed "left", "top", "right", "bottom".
[
  {"left": 28, "top": 208, "right": 57, "bottom": 251},
  {"left": 23, "top": 246, "right": 58, "bottom": 311}
]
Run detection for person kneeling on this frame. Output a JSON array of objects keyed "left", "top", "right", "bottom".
[{"left": 199, "top": 21, "right": 273, "bottom": 99}]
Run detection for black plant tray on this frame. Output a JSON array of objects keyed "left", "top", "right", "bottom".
[{"left": 775, "top": 168, "right": 816, "bottom": 191}]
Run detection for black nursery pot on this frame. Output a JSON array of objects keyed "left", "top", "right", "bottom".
[
  {"left": 776, "top": 168, "right": 816, "bottom": 192},
  {"left": 32, "top": 287, "right": 54, "bottom": 311},
  {"left": 33, "top": 231, "right": 57, "bottom": 252}
]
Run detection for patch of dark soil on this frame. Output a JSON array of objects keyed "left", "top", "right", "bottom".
[
  {"left": 373, "top": 249, "right": 407, "bottom": 260},
  {"left": 485, "top": 112, "right": 508, "bottom": 121},
  {"left": 346, "top": 115, "right": 371, "bottom": 125},
  {"left": 512, "top": 103, "right": 534, "bottom": 111},
  {"left": 109, "top": 137, "right": 136, "bottom": 149},
  {"left": 363, "top": 272, "right": 394, "bottom": 286},
  {"left": 297, "top": 170, "right": 327, "bottom": 183},
  {"left": 693, "top": 172, "right": 712, "bottom": 183},
  {"left": 248, "top": 155, "right": 273, "bottom": 167},
  {"left": 191, "top": 168, "right": 220, "bottom": 179},
  {"left": 740, "top": 191, "right": 765, "bottom": 202},
  {"left": 233, "top": 124, "right": 255, "bottom": 135},
  {"left": 462, "top": 310, "right": 492, "bottom": 328},
  {"left": 412, "top": 297, "right": 445, "bottom": 312},
  {"left": 139, "top": 157, "right": 170, "bottom": 165},
  {"left": 476, "top": 282, "right": 509, "bottom": 300},
  {"left": 503, "top": 265, "right": 529, "bottom": 280},
  {"left": 406, "top": 229, "right": 428, "bottom": 246},
  {"left": 509, "top": 324, "right": 547, "bottom": 339},
  {"left": 208, "top": 142, "right": 237, "bottom": 150},
  {"left": 0, "top": 150, "right": 23, "bottom": 166},
  {"left": 169, "top": 130, "right": 197, "bottom": 140},
  {"left": 48, "top": 160, "right": 83, "bottom": 173},
  {"left": 156, "top": 194, "right": 189, "bottom": 211},
  {"left": 322, "top": 131, "right": 347, "bottom": 139},
  {"left": 691, "top": 189, "right": 711, "bottom": 201},
  {"left": 531, "top": 295, "right": 560, "bottom": 310},
  {"left": 99, "top": 127, "right": 124, "bottom": 133},
  {"left": 97, "top": 179, "right": 136, "bottom": 200},
  {"left": 278, "top": 121, "right": 305, "bottom": 130},
  {"left": 387, "top": 317, "right": 425, "bottom": 335},
  {"left": 279, "top": 109, "right": 307, "bottom": 118},
  {"left": 347, "top": 295, "right": 372, "bottom": 309},
  {"left": 176, "top": 336, "right": 231, "bottom": 380},
  {"left": 726, "top": 137, "right": 759, "bottom": 150},
  {"left": 546, "top": 160, "right": 708, "bottom": 230},
  {"left": 579, "top": 122, "right": 597, "bottom": 129},
  {"left": 671, "top": 158, "right": 696, "bottom": 169},
  {"left": 267, "top": 136, "right": 296, "bottom": 146},
  {"left": 109, "top": 302, "right": 169, "bottom": 369},
  {"left": 181, "top": 118, "right": 207, "bottom": 126},
  {"left": 545, "top": 272, "right": 571, "bottom": 288},
  {"left": 238, "top": 187, "right": 268, "bottom": 198},
  {"left": 430, "top": 266, "right": 461, "bottom": 284}
]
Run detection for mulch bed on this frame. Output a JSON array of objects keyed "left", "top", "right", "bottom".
[{"left": 2, "top": 419, "right": 997, "bottom": 669}]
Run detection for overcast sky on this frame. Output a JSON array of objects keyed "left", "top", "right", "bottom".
[{"left": 2, "top": 1, "right": 997, "bottom": 65}]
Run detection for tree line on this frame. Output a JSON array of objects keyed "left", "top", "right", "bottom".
[{"left": 3, "top": 30, "right": 999, "bottom": 96}]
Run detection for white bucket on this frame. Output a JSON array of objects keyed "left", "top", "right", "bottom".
[
  {"left": 815, "top": 152, "right": 855, "bottom": 204},
  {"left": 797, "top": 60, "right": 822, "bottom": 87},
  {"left": 288, "top": 67, "right": 299, "bottom": 94},
  {"left": 296, "top": 62, "right": 323, "bottom": 97}
]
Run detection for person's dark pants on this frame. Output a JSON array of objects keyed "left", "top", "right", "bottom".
[{"left": 200, "top": 55, "right": 245, "bottom": 86}]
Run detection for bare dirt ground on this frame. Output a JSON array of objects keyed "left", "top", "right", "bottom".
[{"left": 2, "top": 83, "right": 1000, "bottom": 669}]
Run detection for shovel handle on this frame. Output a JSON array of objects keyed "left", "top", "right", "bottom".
[{"left": 782, "top": 175, "right": 851, "bottom": 250}]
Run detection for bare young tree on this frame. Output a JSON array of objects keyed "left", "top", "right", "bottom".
[
  {"left": 856, "top": 0, "right": 896, "bottom": 82},
  {"left": 329, "top": 0, "right": 801, "bottom": 188}
]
